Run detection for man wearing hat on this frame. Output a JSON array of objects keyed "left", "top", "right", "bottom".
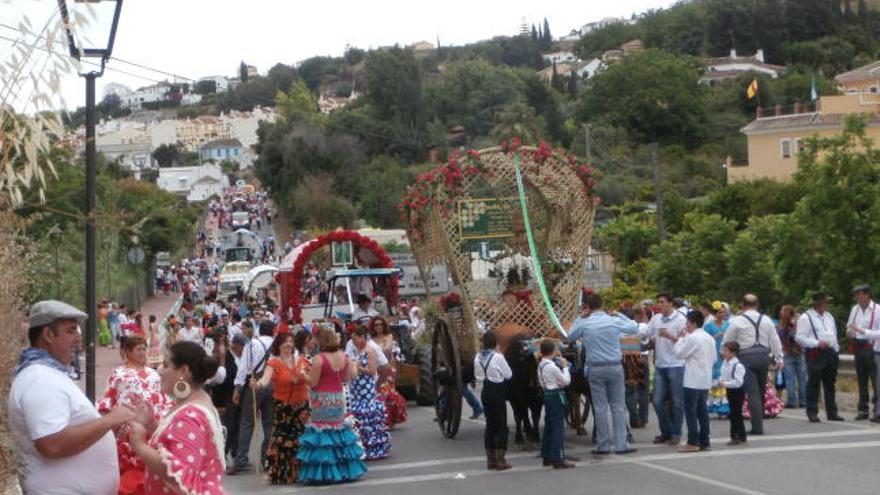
[
  {"left": 846, "top": 284, "right": 879, "bottom": 420},
  {"left": 8, "top": 300, "right": 137, "bottom": 494},
  {"left": 351, "top": 293, "right": 379, "bottom": 322},
  {"left": 796, "top": 292, "right": 844, "bottom": 422}
]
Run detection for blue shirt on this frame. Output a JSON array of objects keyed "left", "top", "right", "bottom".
[{"left": 567, "top": 311, "right": 639, "bottom": 372}]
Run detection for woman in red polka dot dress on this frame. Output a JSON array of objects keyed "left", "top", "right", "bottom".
[{"left": 129, "top": 342, "right": 227, "bottom": 495}]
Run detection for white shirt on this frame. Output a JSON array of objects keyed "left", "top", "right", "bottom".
[
  {"left": 178, "top": 325, "right": 203, "bottom": 344},
  {"left": 723, "top": 309, "right": 783, "bottom": 362},
  {"left": 673, "top": 328, "right": 717, "bottom": 390},
  {"left": 345, "top": 338, "right": 389, "bottom": 367},
  {"left": 234, "top": 335, "right": 274, "bottom": 386},
  {"left": 644, "top": 311, "right": 687, "bottom": 368},
  {"left": 847, "top": 302, "right": 880, "bottom": 344},
  {"left": 796, "top": 309, "right": 840, "bottom": 352},
  {"left": 538, "top": 358, "right": 570, "bottom": 391},
  {"left": 351, "top": 306, "right": 378, "bottom": 322},
  {"left": 8, "top": 364, "right": 119, "bottom": 495},
  {"left": 474, "top": 350, "right": 512, "bottom": 384},
  {"left": 227, "top": 323, "right": 243, "bottom": 341},
  {"left": 720, "top": 357, "right": 746, "bottom": 389}
]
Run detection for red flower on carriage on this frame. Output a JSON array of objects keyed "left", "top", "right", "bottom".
[{"left": 439, "top": 292, "right": 461, "bottom": 312}]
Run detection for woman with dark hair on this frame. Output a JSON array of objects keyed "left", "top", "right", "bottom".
[
  {"left": 297, "top": 327, "right": 366, "bottom": 484},
  {"left": 349, "top": 325, "right": 391, "bottom": 459},
  {"left": 474, "top": 331, "right": 512, "bottom": 471},
  {"left": 254, "top": 331, "right": 311, "bottom": 484},
  {"left": 128, "top": 342, "right": 226, "bottom": 495},
  {"left": 97, "top": 335, "right": 170, "bottom": 495},
  {"left": 371, "top": 316, "right": 408, "bottom": 428},
  {"left": 778, "top": 305, "right": 806, "bottom": 408}
]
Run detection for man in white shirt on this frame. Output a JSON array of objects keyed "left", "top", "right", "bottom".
[
  {"left": 723, "top": 293, "right": 783, "bottom": 435},
  {"left": 8, "top": 300, "right": 137, "bottom": 495},
  {"left": 177, "top": 316, "right": 203, "bottom": 344},
  {"left": 351, "top": 294, "right": 379, "bottom": 322},
  {"left": 846, "top": 284, "right": 878, "bottom": 420},
  {"left": 796, "top": 292, "right": 844, "bottom": 422},
  {"left": 673, "top": 311, "right": 717, "bottom": 452},
  {"left": 537, "top": 339, "right": 573, "bottom": 469},
  {"left": 229, "top": 320, "right": 275, "bottom": 474},
  {"left": 643, "top": 293, "right": 687, "bottom": 444}
]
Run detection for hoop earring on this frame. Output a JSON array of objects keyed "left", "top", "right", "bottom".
[{"left": 173, "top": 378, "right": 192, "bottom": 400}]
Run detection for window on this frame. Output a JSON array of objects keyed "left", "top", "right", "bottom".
[
  {"left": 780, "top": 139, "right": 792, "bottom": 159},
  {"left": 871, "top": 86, "right": 879, "bottom": 94}
]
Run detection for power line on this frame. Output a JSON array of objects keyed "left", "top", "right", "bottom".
[{"left": 0, "top": 23, "right": 195, "bottom": 83}]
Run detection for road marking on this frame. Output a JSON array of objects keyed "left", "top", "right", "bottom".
[
  {"left": 633, "top": 461, "right": 771, "bottom": 495},
  {"left": 241, "top": 440, "right": 880, "bottom": 494}
]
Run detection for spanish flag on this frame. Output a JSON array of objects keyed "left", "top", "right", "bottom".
[{"left": 747, "top": 78, "right": 759, "bottom": 100}]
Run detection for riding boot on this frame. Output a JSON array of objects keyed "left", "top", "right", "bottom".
[
  {"left": 495, "top": 449, "right": 512, "bottom": 471},
  {"left": 486, "top": 449, "right": 497, "bottom": 470}
]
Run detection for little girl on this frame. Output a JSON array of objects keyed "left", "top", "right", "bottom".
[{"left": 720, "top": 341, "right": 747, "bottom": 445}]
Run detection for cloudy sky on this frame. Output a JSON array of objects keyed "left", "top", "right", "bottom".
[{"left": 3, "top": 0, "right": 677, "bottom": 111}]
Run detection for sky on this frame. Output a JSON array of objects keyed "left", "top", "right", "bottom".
[{"left": 3, "top": 0, "right": 678, "bottom": 111}]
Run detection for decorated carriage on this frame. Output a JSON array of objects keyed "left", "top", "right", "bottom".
[{"left": 399, "top": 140, "right": 599, "bottom": 438}]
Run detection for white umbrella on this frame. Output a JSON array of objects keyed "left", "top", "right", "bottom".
[{"left": 243, "top": 265, "right": 279, "bottom": 297}]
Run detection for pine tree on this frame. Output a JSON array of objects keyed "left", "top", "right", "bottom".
[
  {"left": 239, "top": 61, "right": 249, "bottom": 83},
  {"left": 531, "top": 24, "right": 538, "bottom": 42},
  {"left": 567, "top": 71, "right": 578, "bottom": 97},
  {"left": 542, "top": 18, "right": 553, "bottom": 48}
]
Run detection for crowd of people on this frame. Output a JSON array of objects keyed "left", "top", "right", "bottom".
[{"left": 474, "top": 284, "right": 880, "bottom": 470}]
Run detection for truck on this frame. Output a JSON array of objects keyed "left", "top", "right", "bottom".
[
  {"left": 217, "top": 261, "right": 252, "bottom": 301},
  {"left": 231, "top": 211, "right": 251, "bottom": 231}
]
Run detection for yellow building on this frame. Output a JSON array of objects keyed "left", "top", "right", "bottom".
[
  {"left": 732, "top": 94, "right": 880, "bottom": 182},
  {"left": 176, "top": 116, "right": 232, "bottom": 152},
  {"left": 835, "top": 61, "right": 880, "bottom": 94}
]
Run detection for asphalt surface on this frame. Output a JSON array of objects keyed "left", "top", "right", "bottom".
[{"left": 224, "top": 400, "right": 880, "bottom": 495}]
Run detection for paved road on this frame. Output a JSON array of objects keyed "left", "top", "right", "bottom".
[{"left": 224, "top": 401, "right": 880, "bottom": 495}]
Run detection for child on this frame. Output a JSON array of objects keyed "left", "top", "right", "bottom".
[
  {"left": 720, "top": 341, "right": 747, "bottom": 445},
  {"left": 537, "top": 339, "right": 574, "bottom": 469},
  {"left": 474, "top": 331, "right": 512, "bottom": 471}
]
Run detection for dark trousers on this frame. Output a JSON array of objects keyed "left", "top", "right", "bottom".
[
  {"left": 683, "top": 388, "right": 710, "bottom": 447},
  {"left": 854, "top": 346, "right": 877, "bottom": 414},
  {"left": 806, "top": 351, "right": 839, "bottom": 418},
  {"left": 625, "top": 361, "right": 650, "bottom": 427},
  {"left": 541, "top": 391, "right": 566, "bottom": 462},
  {"left": 738, "top": 347, "right": 769, "bottom": 434},
  {"left": 726, "top": 388, "right": 746, "bottom": 441},
  {"left": 222, "top": 402, "right": 241, "bottom": 458},
  {"left": 235, "top": 384, "right": 274, "bottom": 468},
  {"left": 482, "top": 381, "right": 508, "bottom": 450}
]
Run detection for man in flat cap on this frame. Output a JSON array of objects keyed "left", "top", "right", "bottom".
[
  {"left": 796, "top": 292, "right": 844, "bottom": 422},
  {"left": 846, "top": 284, "right": 879, "bottom": 420},
  {"left": 8, "top": 300, "right": 137, "bottom": 494}
]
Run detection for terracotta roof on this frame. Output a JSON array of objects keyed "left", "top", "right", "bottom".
[
  {"left": 741, "top": 112, "right": 880, "bottom": 133},
  {"left": 835, "top": 61, "right": 880, "bottom": 84},
  {"left": 201, "top": 138, "right": 243, "bottom": 149}
]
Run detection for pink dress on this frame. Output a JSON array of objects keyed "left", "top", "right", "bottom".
[{"left": 145, "top": 404, "right": 226, "bottom": 495}]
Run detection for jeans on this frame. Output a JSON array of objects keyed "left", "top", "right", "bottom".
[
  {"left": 782, "top": 354, "right": 807, "bottom": 407},
  {"left": 541, "top": 391, "right": 566, "bottom": 461},
  {"left": 587, "top": 365, "right": 629, "bottom": 452},
  {"left": 683, "top": 388, "right": 710, "bottom": 447},
  {"left": 652, "top": 366, "right": 684, "bottom": 438},
  {"left": 463, "top": 384, "right": 483, "bottom": 415},
  {"left": 234, "top": 384, "right": 274, "bottom": 469}
]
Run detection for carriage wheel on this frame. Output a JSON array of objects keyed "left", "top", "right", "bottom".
[{"left": 432, "top": 317, "right": 462, "bottom": 438}]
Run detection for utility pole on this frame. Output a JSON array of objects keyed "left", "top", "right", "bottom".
[
  {"left": 650, "top": 143, "right": 667, "bottom": 241},
  {"left": 583, "top": 124, "right": 592, "bottom": 162}
]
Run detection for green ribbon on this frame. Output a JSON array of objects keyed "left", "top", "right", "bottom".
[{"left": 513, "top": 153, "right": 568, "bottom": 338}]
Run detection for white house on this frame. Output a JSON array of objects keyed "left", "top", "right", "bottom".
[
  {"left": 198, "top": 75, "right": 230, "bottom": 93},
  {"left": 701, "top": 49, "right": 786, "bottom": 84},
  {"left": 121, "top": 83, "right": 173, "bottom": 110},
  {"left": 157, "top": 163, "right": 229, "bottom": 202},
  {"left": 542, "top": 51, "right": 578, "bottom": 64}
]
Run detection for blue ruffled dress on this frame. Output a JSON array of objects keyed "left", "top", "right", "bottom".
[
  {"left": 297, "top": 354, "right": 367, "bottom": 484},
  {"left": 350, "top": 350, "right": 391, "bottom": 460}
]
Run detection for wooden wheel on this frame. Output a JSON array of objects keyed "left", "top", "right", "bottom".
[{"left": 432, "top": 317, "right": 463, "bottom": 438}]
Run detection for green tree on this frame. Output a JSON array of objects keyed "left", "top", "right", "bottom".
[
  {"left": 239, "top": 61, "right": 249, "bottom": 83},
  {"left": 575, "top": 21, "right": 641, "bottom": 59},
  {"left": 355, "top": 155, "right": 415, "bottom": 228},
  {"left": 490, "top": 99, "right": 547, "bottom": 144},
  {"left": 152, "top": 144, "right": 181, "bottom": 167},
  {"left": 276, "top": 80, "right": 320, "bottom": 122},
  {"left": 193, "top": 80, "right": 217, "bottom": 95},
  {"left": 542, "top": 18, "right": 553, "bottom": 49},
  {"left": 578, "top": 49, "right": 707, "bottom": 146},
  {"left": 596, "top": 209, "right": 659, "bottom": 266}
]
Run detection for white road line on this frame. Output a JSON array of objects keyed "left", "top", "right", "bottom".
[
  {"left": 633, "top": 461, "right": 771, "bottom": 495},
  {"left": 243, "top": 440, "right": 880, "bottom": 494}
]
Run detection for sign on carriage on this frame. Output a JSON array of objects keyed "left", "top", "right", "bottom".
[
  {"left": 389, "top": 253, "right": 449, "bottom": 296},
  {"left": 458, "top": 197, "right": 518, "bottom": 240}
]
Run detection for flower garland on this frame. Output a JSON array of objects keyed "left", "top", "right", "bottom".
[
  {"left": 286, "top": 230, "right": 399, "bottom": 324},
  {"left": 398, "top": 139, "right": 600, "bottom": 233}
]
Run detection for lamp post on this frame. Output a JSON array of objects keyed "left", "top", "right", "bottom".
[
  {"left": 47, "top": 224, "right": 63, "bottom": 299},
  {"left": 58, "top": 0, "right": 124, "bottom": 403}
]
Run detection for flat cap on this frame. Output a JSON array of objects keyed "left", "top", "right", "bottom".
[
  {"left": 853, "top": 283, "right": 871, "bottom": 294},
  {"left": 811, "top": 292, "right": 832, "bottom": 305},
  {"left": 29, "top": 300, "right": 88, "bottom": 328}
]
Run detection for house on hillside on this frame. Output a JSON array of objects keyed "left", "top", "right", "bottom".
[
  {"left": 199, "top": 138, "right": 243, "bottom": 163},
  {"left": 835, "top": 61, "right": 880, "bottom": 94},
  {"left": 542, "top": 51, "right": 578, "bottom": 64},
  {"left": 733, "top": 94, "right": 880, "bottom": 182},
  {"left": 157, "top": 163, "right": 229, "bottom": 202},
  {"left": 537, "top": 58, "right": 603, "bottom": 82},
  {"left": 602, "top": 39, "right": 644, "bottom": 63},
  {"left": 700, "top": 49, "right": 786, "bottom": 84}
]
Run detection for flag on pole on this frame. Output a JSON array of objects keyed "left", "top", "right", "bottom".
[
  {"left": 747, "top": 78, "right": 759, "bottom": 100},
  {"left": 810, "top": 75, "right": 818, "bottom": 101}
]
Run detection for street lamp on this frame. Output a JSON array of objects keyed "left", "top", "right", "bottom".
[{"left": 57, "top": 0, "right": 124, "bottom": 402}]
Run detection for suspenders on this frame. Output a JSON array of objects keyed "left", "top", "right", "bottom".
[{"left": 742, "top": 314, "right": 765, "bottom": 347}]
